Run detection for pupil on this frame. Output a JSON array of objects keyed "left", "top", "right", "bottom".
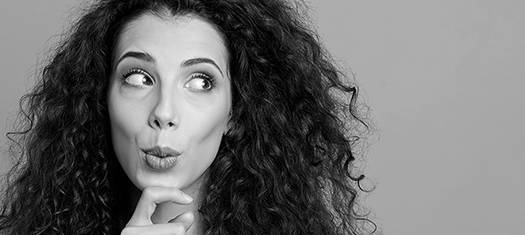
[
  {"left": 202, "top": 80, "right": 210, "bottom": 89},
  {"left": 143, "top": 76, "right": 151, "bottom": 85}
]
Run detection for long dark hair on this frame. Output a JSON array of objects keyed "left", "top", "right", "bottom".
[{"left": 0, "top": 0, "right": 376, "bottom": 234}]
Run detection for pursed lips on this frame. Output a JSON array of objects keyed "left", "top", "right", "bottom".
[{"left": 141, "top": 146, "right": 182, "bottom": 158}]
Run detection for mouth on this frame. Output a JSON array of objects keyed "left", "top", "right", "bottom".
[
  {"left": 141, "top": 146, "right": 182, "bottom": 158},
  {"left": 141, "top": 146, "right": 182, "bottom": 170}
]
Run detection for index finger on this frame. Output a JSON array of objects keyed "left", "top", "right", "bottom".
[{"left": 126, "top": 186, "right": 193, "bottom": 227}]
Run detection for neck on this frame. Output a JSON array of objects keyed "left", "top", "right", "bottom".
[{"left": 128, "top": 174, "right": 207, "bottom": 234}]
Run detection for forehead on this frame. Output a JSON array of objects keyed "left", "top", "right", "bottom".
[{"left": 113, "top": 13, "right": 229, "bottom": 71}]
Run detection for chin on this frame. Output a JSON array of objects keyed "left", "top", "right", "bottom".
[
  {"left": 133, "top": 169, "right": 186, "bottom": 190},
  {"left": 140, "top": 179, "right": 183, "bottom": 190},
  {"left": 123, "top": 150, "right": 210, "bottom": 192}
]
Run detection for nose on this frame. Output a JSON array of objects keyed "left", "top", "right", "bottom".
[{"left": 148, "top": 91, "right": 179, "bottom": 130}]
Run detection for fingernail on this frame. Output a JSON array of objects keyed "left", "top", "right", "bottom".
[{"left": 183, "top": 193, "right": 193, "bottom": 202}]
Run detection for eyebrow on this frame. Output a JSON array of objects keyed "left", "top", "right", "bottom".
[
  {"left": 117, "top": 51, "right": 155, "bottom": 64},
  {"left": 182, "top": 57, "right": 224, "bottom": 77},
  {"left": 116, "top": 51, "right": 224, "bottom": 77}
]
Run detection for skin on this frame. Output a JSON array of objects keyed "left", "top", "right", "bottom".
[{"left": 107, "top": 13, "right": 231, "bottom": 234}]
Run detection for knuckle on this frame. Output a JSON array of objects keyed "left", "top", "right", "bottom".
[
  {"left": 142, "top": 187, "right": 156, "bottom": 199},
  {"left": 120, "top": 227, "right": 133, "bottom": 235},
  {"left": 171, "top": 188, "right": 191, "bottom": 202},
  {"left": 172, "top": 188, "right": 184, "bottom": 197},
  {"left": 171, "top": 223, "right": 185, "bottom": 234}
]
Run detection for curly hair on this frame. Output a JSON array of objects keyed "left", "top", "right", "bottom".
[{"left": 0, "top": 0, "right": 376, "bottom": 234}]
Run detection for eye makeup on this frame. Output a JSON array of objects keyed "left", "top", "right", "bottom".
[
  {"left": 118, "top": 65, "right": 219, "bottom": 92},
  {"left": 182, "top": 72, "right": 216, "bottom": 92},
  {"left": 120, "top": 68, "right": 155, "bottom": 87},
  {"left": 122, "top": 68, "right": 153, "bottom": 81},
  {"left": 189, "top": 72, "right": 215, "bottom": 90}
]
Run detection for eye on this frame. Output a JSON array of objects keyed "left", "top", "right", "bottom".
[
  {"left": 122, "top": 68, "right": 154, "bottom": 87},
  {"left": 184, "top": 72, "right": 215, "bottom": 91}
]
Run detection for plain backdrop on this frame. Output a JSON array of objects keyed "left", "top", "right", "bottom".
[{"left": 1, "top": 1, "right": 524, "bottom": 234}]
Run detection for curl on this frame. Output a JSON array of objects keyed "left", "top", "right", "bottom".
[{"left": 1, "top": 0, "right": 377, "bottom": 234}]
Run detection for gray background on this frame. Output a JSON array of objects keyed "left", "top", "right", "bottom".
[{"left": 1, "top": 1, "right": 524, "bottom": 234}]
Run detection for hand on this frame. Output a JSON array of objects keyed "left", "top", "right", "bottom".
[{"left": 121, "top": 186, "right": 195, "bottom": 235}]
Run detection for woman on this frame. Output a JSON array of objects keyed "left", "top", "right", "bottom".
[{"left": 0, "top": 0, "right": 375, "bottom": 234}]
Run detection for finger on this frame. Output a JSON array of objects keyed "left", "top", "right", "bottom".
[
  {"left": 168, "top": 212, "right": 194, "bottom": 231},
  {"left": 127, "top": 186, "right": 193, "bottom": 226},
  {"left": 121, "top": 223, "right": 187, "bottom": 235}
]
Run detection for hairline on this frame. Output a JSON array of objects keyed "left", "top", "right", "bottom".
[{"left": 111, "top": 8, "right": 231, "bottom": 75}]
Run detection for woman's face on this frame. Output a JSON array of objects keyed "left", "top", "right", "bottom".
[{"left": 107, "top": 13, "right": 231, "bottom": 191}]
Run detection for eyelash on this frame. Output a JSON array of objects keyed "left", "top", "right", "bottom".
[
  {"left": 121, "top": 68, "right": 215, "bottom": 90},
  {"left": 189, "top": 72, "right": 215, "bottom": 90},
  {"left": 122, "top": 68, "right": 153, "bottom": 85}
]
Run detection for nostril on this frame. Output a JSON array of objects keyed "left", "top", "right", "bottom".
[
  {"left": 152, "top": 119, "right": 175, "bottom": 129},
  {"left": 154, "top": 119, "right": 161, "bottom": 128}
]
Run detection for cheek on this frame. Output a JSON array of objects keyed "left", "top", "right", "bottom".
[
  {"left": 177, "top": 121, "right": 225, "bottom": 189},
  {"left": 107, "top": 86, "right": 150, "bottom": 161},
  {"left": 179, "top": 98, "right": 230, "bottom": 179},
  {"left": 182, "top": 84, "right": 231, "bottom": 147},
  {"left": 108, "top": 84, "right": 151, "bottom": 136},
  {"left": 186, "top": 120, "right": 225, "bottom": 162}
]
